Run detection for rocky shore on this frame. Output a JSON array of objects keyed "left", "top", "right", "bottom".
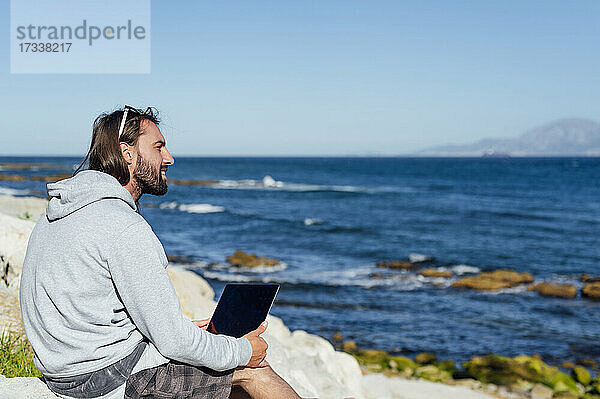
[
  {"left": 338, "top": 343, "right": 599, "bottom": 399},
  {"left": 0, "top": 193, "right": 598, "bottom": 399},
  {"left": 375, "top": 259, "right": 600, "bottom": 300}
]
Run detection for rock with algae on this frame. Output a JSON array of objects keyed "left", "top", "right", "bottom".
[
  {"left": 582, "top": 282, "right": 600, "bottom": 299},
  {"left": 572, "top": 365, "right": 591, "bottom": 385},
  {"left": 528, "top": 282, "right": 577, "bottom": 299},
  {"left": 462, "top": 354, "right": 580, "bottom": 394},
  {"left": 452, "top": 269, "right": 534, "bottom": 291},
  {"left": 225, "top": 249, "right": 281, "bottom": 268}
]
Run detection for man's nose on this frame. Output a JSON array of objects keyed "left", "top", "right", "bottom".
[{"left": 163, "top": 148, "right": 175, "bottom": 166}]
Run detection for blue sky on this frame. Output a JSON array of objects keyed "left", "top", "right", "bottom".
[{"left": 1, "top": 1, "right": 599, "bottom": 156}]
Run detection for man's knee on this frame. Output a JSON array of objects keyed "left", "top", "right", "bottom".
[{"left": 232, "top": 365, "right": 276, "bottom": 386}]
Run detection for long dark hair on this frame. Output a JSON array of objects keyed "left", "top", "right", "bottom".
[{"left": 75, "top": 106, "right": 160, "bottom": 185}]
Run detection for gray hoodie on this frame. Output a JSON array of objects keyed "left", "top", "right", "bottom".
[{"left": 20, "top": 170, "right": 252, "bottom": 379}]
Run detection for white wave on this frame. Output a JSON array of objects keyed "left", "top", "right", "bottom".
[
  {"left": 201, "top": 271, "right": 297, "bottom": 284},
  {"left": 159, "top": 201, "right": 179, "bottom": 209},
  {"left": 196, "top": 261, "right": 485, "bottom": 291},
  {"left": 203, "top": 267, "right": 425, "bottom": 290},
  {"left": 203, "top": 261, "right": 288, "bottom": 273},
  {"left": 181, "top": 204, "right": 225, "bottom": 214},
  {"left": 304, "top": 218, "right": 322, "bottom": 226},
  {"left": 213, "top": 178, "right": 264, "bottom": 189},
  {"left": 335, "top": 274, "right": 425, "bottom": 290},
  {"left": 409, "top": 253, "right": 433, "bottom": 263},
  {"left": 204, "top": 262, "right": 235, "bottom": 271},
  {"left": 213, "top": 175, "right": 285, "bottom": 189},
  {"left": 213, "top": 177, "right": 290, "bottom": 190},
  {"left": 262, "top": 175, "right": 284, "bottom": 188},
  {"left": 230, "top": 263, "right": 288, "bottom": 273},
  {"left": 487, "top": 285, "right": 530, "bottom": 295},
  {"left": 159, "top": 201, "right": 225, "bottom": 214},
  {"left": 282, "top": 183, "right": 373, "bottom": 193},
  {"left": 202, "top": 271, "right": 255, "bottom": 282},
  {"left": 415, "top": 273, "right": 453, "bottom": 287},
  {"left": 549, "top": 274, "right": 579, "bottom": 283},
  {"left": 213, "top": 179, "right": 256, "bottom": 188},
  {"left": 210, "top": 176, "right": 378, "bottom": 194},
  {"left": 330, "top": 185, "right": 365, "bottom": 192},
  {"left": 310, "top": 266, "right": 426, "bottom": 290},
  {"left": 201, "top": 263, "right": 421, "bottom": 289},
  {"left": 198, "top": 260, "right": 483, "bottom": 292},
  {"left": 432, "top": 264, "right": 480, "bottom": 277},
  {"left": 0, "top": 186, "right": 30, "bottom": 196},
  {"left": 543, "top": 275, "right": 584, "bottom": 289},
  {"left": 276, "top": 183, "right": 327, "bottom": 192},
  {"left": 450, "top": 264, "right": 480, "bottom": 275},
  {"left": 314, "top": 266, "right": 373, "bottom": 280}
]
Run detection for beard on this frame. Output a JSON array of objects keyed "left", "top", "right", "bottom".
[{"left": 133, "top": 155, "right": 168, "bottom": 196}]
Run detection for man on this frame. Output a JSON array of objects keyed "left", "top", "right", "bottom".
[{"left": 20, "top": 106, "right": 301, "bottom": 399}]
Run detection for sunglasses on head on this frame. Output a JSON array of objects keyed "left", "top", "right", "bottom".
[{"left": 117, "top": 105, "right": 136, "bottom": 141}]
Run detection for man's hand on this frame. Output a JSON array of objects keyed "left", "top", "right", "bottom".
[
  {"left": 192, "top": 319, "right": 210, "bottom": 330},
  {"left": 243, "top": 321, "right": 269, "bottom": 368}
]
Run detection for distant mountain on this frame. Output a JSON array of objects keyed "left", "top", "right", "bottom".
[{"left": 417, "top": 118, "right": 600, "bottom": 156}]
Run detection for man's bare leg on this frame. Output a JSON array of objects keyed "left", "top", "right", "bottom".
[
  {"left": 230, "top": 365, "right": 301, "bottom": 399},
  {"left": 230, "top": 385, "right": 252, "bottom": 399}
]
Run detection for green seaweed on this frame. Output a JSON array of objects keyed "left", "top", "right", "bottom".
[
  {"left": 573, "top": 365, "right": 592, "bottom": 386},
  {"left": 463, "top": 354, "right": 580, "bottom": 394}
]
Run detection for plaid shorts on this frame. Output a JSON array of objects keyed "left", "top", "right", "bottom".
[{"left": 124, "top": 361, "right": 234, "bottom": 399}]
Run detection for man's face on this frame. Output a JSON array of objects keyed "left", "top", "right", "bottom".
[{"left": 132, "top": 120, "right": 174, "bottom": 196}]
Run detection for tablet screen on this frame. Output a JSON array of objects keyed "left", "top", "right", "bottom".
[{"left": 207, "top": 283, "right": 279, "bottom": 338}]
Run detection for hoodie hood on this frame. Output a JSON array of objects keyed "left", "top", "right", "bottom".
[{"left": 46, "top": 170, "right": 136, "bottom": 221}]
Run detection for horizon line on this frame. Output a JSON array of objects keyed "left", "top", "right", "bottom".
[{"left": 1, "top": 154, "right": 600, "bottom": 159}]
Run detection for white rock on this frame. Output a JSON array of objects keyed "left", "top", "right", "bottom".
[
  {"left": 0, "top": 375, "right": 58, "bottom": 399},
  {"left": 166, "top": 266, "right": 216, "bottom": 319},
  {"left": 383, "top": 377, "right": 495, "bottom": 399},
  {"left": 0, "top": 284, "right": 23, "bottom": 336},
  {"left": 0, "top": 195, "right": 47, "bottom": 221},
  {"left": 530, "top": 383, "right": 553, "bottom": 399},
  {"left": 0, "top": 202, "right": 44, "bottom": 336},
  {"left": 0, "top": 212, "right": 37, "bottom": 290},
  {"left": 455, "top": 378, "right": 482, "bottom": 390},
  {"left": 485, "top": 383, "right": 498, "bottom": 393},
  {"left": 362, "top": 374, "right": 394, "bottom": 399},
  {"left": 332, "top": 351, "right": 365, "bottom": 396}
]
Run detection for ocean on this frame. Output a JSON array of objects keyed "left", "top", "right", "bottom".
[{"left": 1, "top": 156, "right": 599, "bottom": 366}]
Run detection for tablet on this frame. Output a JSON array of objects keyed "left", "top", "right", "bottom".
[{"left": 207, "top": 283, "right": 280, "bottom": 338}]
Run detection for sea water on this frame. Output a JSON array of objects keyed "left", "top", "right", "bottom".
[{"left": 2, "top": 156, "right": 599, "bottom": 365}]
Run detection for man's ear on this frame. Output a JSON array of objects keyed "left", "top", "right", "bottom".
[{"left": 120, "top": 143, "right": 135, "bottom": 165}]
